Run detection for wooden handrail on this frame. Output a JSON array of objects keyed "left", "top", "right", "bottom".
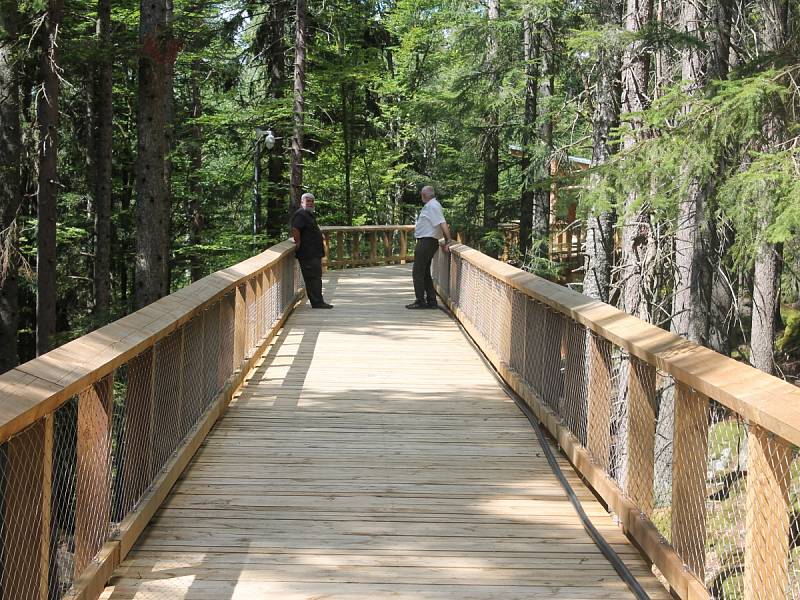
[
  {"left": 0, "top": 241, "right": 297, "bottom": 444},
  {"left": 450, "top": 244, "right": 800, "bottom": 446}
]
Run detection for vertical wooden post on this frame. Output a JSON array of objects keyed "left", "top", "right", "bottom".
[
  {"left": 745, "top": 425, "right": 792, "bottom": 599},
  {"left": 74, "top": 374, "right": 114, "bottom": 576},
  {"left": 2, "top": 416, "right": 53, "bottom": 600},
  {"left": 266, "top": 267, "right": 276, "bottom": 327},
  {"left": 322, "top": 233, "right": 329, "bottom": 271},
  {"left": 383, "top": 231, "right": 392, "bottom": 264},
  {"left": 370, "top": 231, "right": 378, "bottom": 264},
  {"left": 671, "top": 382, "right": 708, "bottom": 580},
  {"left": 400, "top": 230, "right": 408, "bottom": 264},
  {"left": 219, "top": 292, "right": 236, "bottom": 387},
  {"left": 625, "top": 356, "right": 656, "bottom": 516},
  {"left": 351, "top": 232, "right": 360, "bottom": 267},
  {"left": 336, "top": 231, "right": 344, "bottom": 268},
  {"left": 586, "top": 335, "right": 613, "bottom": 471},
  {"left": 246, "top": 278, "right": 257, "bottom": 355},
  {"left": 234, "top": 283, "right": 246, "bottom": 369},
  {"left": 119, "top": 348, "right": 154, "bottom": 516},
  {"left": 255, "top": 271, "right": 265, "bottom": 342}
]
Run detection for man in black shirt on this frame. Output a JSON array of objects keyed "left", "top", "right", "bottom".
[{"left": 291, "top": 193, "right": 333, "bottom": 309}]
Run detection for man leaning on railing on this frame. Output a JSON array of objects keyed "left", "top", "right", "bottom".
[
  {"left": 291, "top": 192, "right": 334, "bottom": 309},
  {"left": 406, "top": 185, "right": 452, "bottom": 310}
]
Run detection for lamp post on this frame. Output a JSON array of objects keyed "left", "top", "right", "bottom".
[{"left": 253, "top": 129, "right": 276, "bottom": 241}]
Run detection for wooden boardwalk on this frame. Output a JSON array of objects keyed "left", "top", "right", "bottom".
[{"left": 102, "top": 264, "right": 670, "bottom": 600}]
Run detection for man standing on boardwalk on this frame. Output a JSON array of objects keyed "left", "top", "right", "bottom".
[
  {"left": 291, "top": 193, "right": 334, "bottom": 309},
  {"left": 406, "top": 185, "right": 452, "bottom": 309}
]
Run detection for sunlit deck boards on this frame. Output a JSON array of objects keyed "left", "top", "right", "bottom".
[{"left": 102, "top": 264, "right": 669, "bottom": 600}]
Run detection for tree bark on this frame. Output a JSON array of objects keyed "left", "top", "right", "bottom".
[
  {"left": 583, "top": 1, "right": 621, "bottom": 303},
  {"left": 483, "top": 0, "right": 500, "bottom": 244},
  {"left": 750, "top": 0, "right": 788, "bottom": 375},
  {"left": 290, "top": 0, "right": 307, "bottom": 214},
  {"left": 0, "top": 0, "right": 22, "bottom": 372},
  {"left": 519, "top": 14, "right": 538, "bottom": 256},
  {"left": 672, "top": 0, "right": 710, "bottom": 344},
  {"left": 188, "top": 59, "right": 204, "bottom": 282},
  {"left": 36, "top": 0, "right": 64, "bottom": 355},
  {"left": 92, "top": 0, "right": 113, "bottom": 325},
  {"left": 531, "top": 19, "right": 553, "bottom": 259},
  {"left": 618, "top": 0, "right": 653, "bottom": 320},
  {"left": 266, "top": 0, "right": 287, "bottom": 238},
  {"left": 135, "top": 0, "right": 171, "bottom": 309},
  {"left": 341, "top": 81, "right": 354, "bottom": 226},
  {"left": 162, "top": 0, "right": 175, "bottom": 295}
]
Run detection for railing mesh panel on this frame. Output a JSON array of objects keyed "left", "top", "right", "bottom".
[
  {"left": 433, "top": 248, "right": 800, "bottom": 599},
  {"left": 0, "top": 250, "right": 298, "bottom": 598}
]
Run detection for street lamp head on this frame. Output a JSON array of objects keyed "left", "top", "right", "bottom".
[{"left": 264, "top": 130, "right": 276, "bottom": 150}]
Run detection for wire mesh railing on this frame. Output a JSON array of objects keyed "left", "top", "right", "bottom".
[
  {"left": 433, "top": 242, "right": 800, "bottom": 600},
  {"left": 0, "top": 240, "right": 301, "bottom": 600}
]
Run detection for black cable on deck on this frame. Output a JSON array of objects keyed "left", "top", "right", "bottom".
[{"left": 441, "top": 303, "right": 652, "bottom": 600}]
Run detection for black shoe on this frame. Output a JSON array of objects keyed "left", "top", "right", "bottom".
[
  {"left": 311, "top": 302, "right": 334, "bottom": 309},
  {"left": 406, "top": 300, "right": 427, "bottom": 309},
  {"left": 426, "top": 300, "right": 439, "bottom": 309}
]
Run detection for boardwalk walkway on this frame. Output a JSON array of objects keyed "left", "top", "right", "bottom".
[{"left": 102, "top": 264, "right": 669, "bottom": 599}]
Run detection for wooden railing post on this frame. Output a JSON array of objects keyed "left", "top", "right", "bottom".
[
  {"left": 322, "top": 233, "right": 330, "bottom": 271},
  {"left": 219, "top": 291, "right": 236, "bottom": 386},
  {"left": 745, "top": 425, "right": 792, "bottom": 599},
  {"left": 336, "top": 231, "right": 344, "bottom": 267},
  {"left": 370, "top": 231, "right": 378, "bottom": 263},
  {"left": 234, "top": 283, "right": 246, "bottom": 368},
  {"left": 586, "top": 335, "right": 613, "bottom": 470},
  {"left": 75, "top": 374, "right": 114, "bottom": 575},
  {"left": 625, "top": 356, "right": 656, "bottom": 515},
  {"left": 246, "top": 277, "right": 256, "bottom": 355},
  {"left": 671, "top": 382, "right": 708, "bottom": 580},
  {"left": 383, "top": 231, "right": 392, "bottom": 264},
  {"left": 351, "top": 232, "right": 360, "bottom": 267},
  {"left": 400, "top": 230, "right": 407, "bottom": 264},
  {"left": 2, "top": 417, "right": 53, "bottom": 600}
]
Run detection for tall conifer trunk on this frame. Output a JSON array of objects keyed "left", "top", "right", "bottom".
[
  {"left": 750, "top": 0, "right": 788, "bottom": 374},
  {"left": 0, "top": 0, "right": 22, "bottom": 372},
  {"left": 188, "top": 58, "right": 204, "bottom": 282},
  {"left": 618, "top": 0, "right": 653, "bottom": 320},
  {"left": 531, "top": 18, "right": 553, "bottom": 259},
  {"left": 266, "top": 0, "right": 287, "bottom": 237},
  {"left": 36, "top": 0, "right": 64, "bottom": 355},
  {"left": 135, "top": 0, "right": 171, "bottom": 308},
  {"left": 519, "top": 14, "right": 538, "bottom": 256},
  {"left": 92, "top": 0, "right": 113, "bottom": 325},
  {"left": 483, "top": 0, "right": 500, "bottom": 245},
  {"left": 583, "top": 2, "right": 621, "bottom": 302},
  {"left": 672, "top": 0, "right": 710, "bottom": 344},
  {"left": 290, "top": 0, "right": 307, "bottom": 213}
]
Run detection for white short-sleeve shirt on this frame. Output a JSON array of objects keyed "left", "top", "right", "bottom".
[{"left": 414, "top": 198, "right": 446, "bottom": 239}]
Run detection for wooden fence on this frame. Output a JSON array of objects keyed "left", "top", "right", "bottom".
[
  {"left": 0, "top": 240, "right": 302, "bottom": 600},
  {"left": 433, "top": 242, "right": 800, "bottom": 600}
]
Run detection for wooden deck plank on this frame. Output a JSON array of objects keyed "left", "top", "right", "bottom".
[{"left": 103, "top": 264, "right": 669, "bottom": 600}]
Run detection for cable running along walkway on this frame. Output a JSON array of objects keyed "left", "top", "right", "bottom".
[{"left": 101, "top": 264, "right": 670, "bottom": 600}]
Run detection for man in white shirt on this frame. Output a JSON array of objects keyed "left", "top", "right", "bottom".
[{"left": 406, "top": 185, "right": 453, "bottom": 309}]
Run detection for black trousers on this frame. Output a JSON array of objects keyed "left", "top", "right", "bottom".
[
  {"left": 412, "top": 237, "right": 439, "bottom": 302},
  {"left": 298, "top": 256, "right": 325, "bottom": 306}
]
